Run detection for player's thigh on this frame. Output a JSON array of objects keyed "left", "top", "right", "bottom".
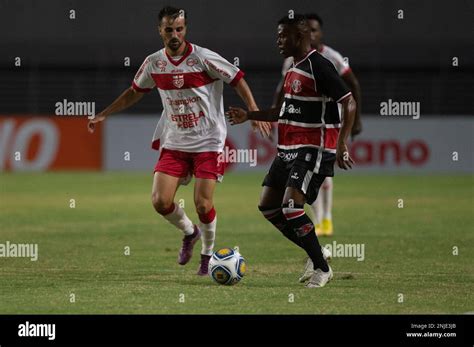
[
  {"left": 151, "top": 172, "right": 180, "bottom": 207},
  {"left": 260, "top": 156, "right": 289, "bottom": 207},
  {"left": 259, "top": 185, "right": 285, "bottom": 208},
  {"left": 282, "top": 187, "right": 306, "bottom": 206},
  {"left": 194, "top": 178, "right": 216, "bottom": 213}
]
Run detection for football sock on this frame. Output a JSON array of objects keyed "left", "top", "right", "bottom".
[
  {"left": 322, "top": 177, "right": 333, "bottom": 220},
  {"left": 198, "top": 207, "right": 217, "bottom": 256},
  {"left": 282, "top": 203, "right": 329, "bottom": 272},
  {"left": 160, "top": 203, "right": 194, "bottom": 236},
  {"left": 310, "top": 196, "right": 323, "bottom": 225},
  {"left": 259, "top": 206, "right": 303, "bottom": 249}
]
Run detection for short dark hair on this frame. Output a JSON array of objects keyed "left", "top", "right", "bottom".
[
  {"left": 305, "top": 13, "right": 323, "bottom": 28},
  {"left": 158, "top": 6, "right": 187, "bottom": 25},
  {"left": 278, "top": 14, "right": 307, "bottom": 26}
]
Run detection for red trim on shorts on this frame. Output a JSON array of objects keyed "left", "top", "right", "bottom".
[{"left": 154, "top": 148, "right": 225, "bottom": 181}]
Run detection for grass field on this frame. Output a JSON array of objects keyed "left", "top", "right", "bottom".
[{"left": 0, "top": 172, "right": 473, "bottom": 314}]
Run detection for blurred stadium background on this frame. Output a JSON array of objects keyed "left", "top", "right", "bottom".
[
  {"left": 0, "top": 0, "right": 472, "bottom": 173},
  {"left": 0, "top": 0, "right": 473, "bottom": 314}
]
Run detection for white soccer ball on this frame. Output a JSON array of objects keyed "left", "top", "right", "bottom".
[{"left": 209, "top": 247, "right": 246, "bottom": 285}]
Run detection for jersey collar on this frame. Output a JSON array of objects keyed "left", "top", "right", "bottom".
[
  {"left": 293, "top": 48, "right": 317, "bottom": 67},
  {"left": 165, "top": 41, "right": 193, "bottom": 67}
]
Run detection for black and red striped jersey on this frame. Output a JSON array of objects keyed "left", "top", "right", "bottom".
[{"left": 278, "top": 49, "right": 351, "bottom": 155}]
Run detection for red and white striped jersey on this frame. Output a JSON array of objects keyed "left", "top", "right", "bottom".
[
  {"left": 278, "top": 49, "right": 351, "bottom": 154},
  {"left": 132, "top": 41, "right": 244, "bottom": 152},
  {"left": 282, "top": 44, "right": 351, "bottom": 77}
]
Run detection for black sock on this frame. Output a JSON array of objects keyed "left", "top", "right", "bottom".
[
  {"left": 282, "top": 203, "right": 329, "bottom": 272},
  {"left": 258, "top": 206, "right": 303, "bottom": 249}
]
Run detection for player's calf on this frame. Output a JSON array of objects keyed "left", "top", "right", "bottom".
[
  {"left": 258, "top": 205, "right": 303, "bottom": 249},
  {"left": 281, "top": 203, "right": 329, "bottom": 273}
]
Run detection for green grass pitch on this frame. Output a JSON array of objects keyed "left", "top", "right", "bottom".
[{"left": 0, "top": 172, "right": 472, "bottom": 314}]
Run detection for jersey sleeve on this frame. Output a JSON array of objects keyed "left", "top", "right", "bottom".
[
  {"left": 200, "top": 48, "right": 244, "bottom": 86},
  {"left": 132, "top": 56, "right": 156, "bottom": 93},
  {"left": 313, "top": 55, "right": 351, "bottom": 103},
  {"left": 330, "top": 49, "right": 351, "bottom": 76}
]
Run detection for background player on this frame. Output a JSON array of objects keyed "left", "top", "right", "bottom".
[
  {"left": 273, "top": 13, "right": 362, "bottom": 237},
  {"left": 88, "top": 6, "right": 271, "bottom": 275},
  {"left": 227, "top": 15, "right": 356, "bottom": 287}
]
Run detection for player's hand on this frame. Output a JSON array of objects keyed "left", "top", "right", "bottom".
[
  {"left": 336, "top": 142, "right": 355, "bottom": 170},
  {"left": 226, "top": 107, "right": 248, "bottom": 125},
  {"left": 251, "top": 121, "right": 272, "bottom": 138},
  {"left": 87, "top": 112, "right": 107, "bottom": 133}
]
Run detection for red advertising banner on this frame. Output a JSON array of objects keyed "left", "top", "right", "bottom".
[{"left": 0, "top": 116, "right": 102, "bottom": 171}]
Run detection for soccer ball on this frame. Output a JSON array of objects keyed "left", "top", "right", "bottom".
[{"left": 209, "top": 247, "right": 246, "bottom": 285}]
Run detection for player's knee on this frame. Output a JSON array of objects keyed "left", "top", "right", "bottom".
[
  {"left": 152, "top": 193, "right": 173, "bottom": 215},
  {"left": 195, "top": 199, "right": 213, "bottom": 215},
  {"left": 322, "top": 177, "right": 333, "bottom": 190},
  {"left": 258, "top": 205, "right": 276, "bottom": 214}
]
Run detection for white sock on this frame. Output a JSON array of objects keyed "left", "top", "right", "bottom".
[
  {"left": 310, "top": 194, "right": 323, "bottom": 225},
  {"left": 322, "top": 177, "right": 333, "bottom": 220},
  {"left": 200, "top": 217, "right": 217, "bottom": 256},
  {"left": 162, "top": 203, "right": 194, "bottom": 236}
]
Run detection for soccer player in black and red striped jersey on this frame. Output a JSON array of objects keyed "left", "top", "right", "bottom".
[{"left": 226, "top": 15, "right": 356, "bottom": 287}]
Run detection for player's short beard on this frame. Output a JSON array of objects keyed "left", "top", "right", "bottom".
[{"left": 168, "top": 39, "right": 182, "bottom": 52}]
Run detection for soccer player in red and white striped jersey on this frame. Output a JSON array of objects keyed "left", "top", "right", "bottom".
[
  {"left": 88, "top": 6, "right": 270, "bottom": 275},
  {"left": 227, "top": 15, "right": 356, "bottom": 288},
  {"left": 273, "top": 13, "right": 363, "bottom": 237}
]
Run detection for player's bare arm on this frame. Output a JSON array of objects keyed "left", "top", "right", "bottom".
[
  {"left": 233, "top": 78, "right": 272, "bottom": 137},
  {"left": 271, "top": 76, "right": 285, "bottom": 108},
  {"left": 87, "top": 87, "right": 144, "bottom": 133},
  {"left": 342, "top": 71, "right": 362, "bottom": 137},
  {"left": 336, "top": 94, "right": 356, "bottom": 170},
  {"left": 226, "top": 106, "right": 280, "bottom": 124}
]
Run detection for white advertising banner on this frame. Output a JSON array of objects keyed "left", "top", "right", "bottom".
[{"left": 104, "top": 115, "right": 473, "bottom": 174}]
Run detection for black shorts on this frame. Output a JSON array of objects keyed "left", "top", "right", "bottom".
[{"left": 262, "top": 147, "right": 336, "bottom": 205}]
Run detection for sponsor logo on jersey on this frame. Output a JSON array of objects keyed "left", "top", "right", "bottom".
[
  {"left": 166, "top": 96, "right": 202, "bottom": 106},
  {"left": 278, "top": 151, "right": 298, "bottom": 162},
  {"left": 204, "top": 59, "right": 231, "bottom": 79},
  {"left": 170, "top": 111, "right": 205, "bottom": 129},
  {"left": 290, "top": 172, "right": 299, "bottom": 180},
  {"left": 156, "top": 60, "right": 167, "bottom": 72},
  {"left": 291, "top": 79, "right": 302, "bottom": 93},
  {"left": 134, "top": 58, "right": 149, "bottom": 81},
  {"left": 172, "top": 75, "right": 184, "bottom": 88},
  {"left": 286, "top": 104, "right": 301, "bottom": 114},
  {"left": 186, "top": 58, "right": 199, "bottom": 67}
]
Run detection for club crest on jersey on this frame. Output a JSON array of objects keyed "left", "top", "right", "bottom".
[
  {"left": 186, "top": 58, "right": 198, "bottom": 67},
  {"left": 156, "top": 60, "right": 167, "bottom": 72},
  {"left": 172, "top": 75, "right": 184, "bottom": 88},
  {"left": 291, "top": 79, "right": 302, "bottom": 93}
]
